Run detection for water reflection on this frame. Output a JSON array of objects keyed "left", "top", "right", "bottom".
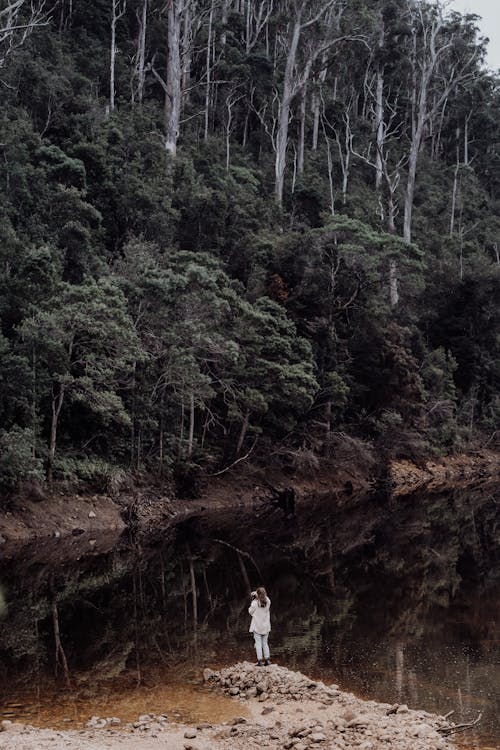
[{"left": 0, "top": 484, "right": 498, "bottom": 747}]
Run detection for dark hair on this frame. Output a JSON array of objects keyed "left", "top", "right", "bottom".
[{"left": 256, "top": 586, "right": 267, "bottom": 607}]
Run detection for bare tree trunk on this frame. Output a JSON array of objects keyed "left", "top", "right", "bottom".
[
  {"left": 311, "top": 56, "right": 327, "bottom": 151},
  {"left": 179, "top": 391, "right": 185, "bottom": 457},
  {"left": 164, "top": 0, "right": 183, "bottom": 155},
  {"left": 47, "top": 384, "right": 65, "bottom": 487},
  {"left": 221, "top": 0, "right": 230, "bottom": 48},
  {"left": 297, "top": 84, "right": 307, "bottom": 174},
  {"left": 132, "top": 572, "right": 142, "bottom": 685},
  {"left": 450, "top": 136, "right": 460, "bottom": 236},
  {"left": 110, "top": 0, "right": 126, "bottom": 112},
  {"left": 375, "top": 69, "right": 384, "bottom": 190},
  {"left": 49, "top": 575, "right": 71, "bottom": 690},
  {"left": 237, "top": 551, "right": 252, "bottom": 593},
  {"left": 275, "top": 19, "right": 301, "bottom": 203},
  {"left": 236, "top": 409, "right": 250, "bottom": 455},
  {"left": 136, "top": 0, "right": 148, "bottom": 104},
  {"left": 187, "top": 392, "right": 195, "bottom": 458},
  {"left": 389, "top": 259, "right": 399, "bottom": 307},
  {"left": 204, "top": 0, "right": 214, "bottom": 140}
]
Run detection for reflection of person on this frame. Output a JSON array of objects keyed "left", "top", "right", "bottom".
[{"left": 248, "top": 586, "right": 271, "bottom": 666}]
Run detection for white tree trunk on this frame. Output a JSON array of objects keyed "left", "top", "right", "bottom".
[
  {"left": 136, "top": 0, "right": 148, "bottom": 104},
  {"left": 165, "top": 0, "right": 183, "bottom": 155},
  {"left": 375, "top": 69, "right": 384, "bottom": 190},
  {"left": 204, "top": 0, "right": 214, "bottom": 140},
  {"left": 275, "top": 19, "right": 301, "bottom": 203}
]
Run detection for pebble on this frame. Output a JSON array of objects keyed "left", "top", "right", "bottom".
[{"left": 184, "top": 729, "right": 197, "bottom": 739}]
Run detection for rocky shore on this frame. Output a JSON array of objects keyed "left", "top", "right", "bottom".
[{"left": 0, "top": 662, "right": 463, "bottom": 750}]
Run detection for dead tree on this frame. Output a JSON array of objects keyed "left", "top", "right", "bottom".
[
  {"left": 0, "top": 0, "right": 50, "bottom": 69},
  {"left": 110, "top": 0, "right": 126, "bottom": 112}
]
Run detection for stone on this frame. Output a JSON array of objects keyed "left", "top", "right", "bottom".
[
  {"left": 230, "top": 717, "right": 247, "bottom": 725},
  {"left": 229, "top": 687, "right": 240, "bottom": 695},
  {"left": 88, "top": 510, "right": 97, "bottom": 518},
  {"left": 310, "top": 732, "right": 327, "bottom": 742},
  {"left": 262, "top": 706, "right": 275, "bottom": 715},
  {"left": 184, "top": 730, "right": 197, "bottom": 739},
  {"left": 258, "top": 692, "right": 269, "bottom": 702},
  {"left": 342, "top": 709, "right": 357, "bottom": 722},
  {"left": 203, "top": 668, "right": 215, "bottom": 681}
]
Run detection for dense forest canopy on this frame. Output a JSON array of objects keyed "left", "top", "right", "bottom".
[{"left": 0, "top": 0, "right": 499, "bottom": 492}]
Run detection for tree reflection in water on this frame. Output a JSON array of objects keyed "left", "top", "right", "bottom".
[{"left": 0, "top": 484, "right": 498, "bottom": 745}]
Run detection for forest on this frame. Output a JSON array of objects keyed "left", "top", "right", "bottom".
[{"left": 0, "top": 0, "right": 499, "bottom": 494}]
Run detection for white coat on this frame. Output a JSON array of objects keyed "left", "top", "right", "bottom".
[{"left": 248, "top": 596, "right": 271, "bottom": 635}]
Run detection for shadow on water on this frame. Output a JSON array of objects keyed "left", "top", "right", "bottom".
[{"left": 0, "top": 483, "right": 498, "bottom": 747}]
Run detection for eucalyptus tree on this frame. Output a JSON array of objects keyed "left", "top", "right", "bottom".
[
  {"left": 402, "top": 1, "right": 480, "bottom": 244},
  {"left": 0, "top": 0, "right": 50, "bottom": 68}
]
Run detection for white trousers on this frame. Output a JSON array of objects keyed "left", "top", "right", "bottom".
[{"left": 253, "top": 632, "right": 270, "bottom": 660}]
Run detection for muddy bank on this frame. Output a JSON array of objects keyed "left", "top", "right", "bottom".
[
  {"left": 389, "top": 450, "right": 500, "bottom": 496},
  {"left": 0, "top": 663, "right": 462, "bottom": 750},
  {"left": 0, "top": 450, "right": 498, "bottom": 552}
]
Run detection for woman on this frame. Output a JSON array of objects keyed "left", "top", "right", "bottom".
[{"left": 248, "top": 586, "right": 271, "bottom": 666}]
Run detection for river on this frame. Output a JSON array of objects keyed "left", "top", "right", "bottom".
[{"left": 0, "top": 483, "right": 498, "bottom": 748}]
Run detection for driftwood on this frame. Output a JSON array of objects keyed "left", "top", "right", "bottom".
[{"left": 438, "top": 712, "right": 482, "bottom": 736}]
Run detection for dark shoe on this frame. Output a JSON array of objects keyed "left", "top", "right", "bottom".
[
  {"left": 264, "top": 659, "right": 271, "bottom": 666},
  {"left": 256, "top": 660, "right": 265, "bottom": 666}
]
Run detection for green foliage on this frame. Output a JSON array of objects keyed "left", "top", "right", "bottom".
[
  {"left": 0, "top": 0, "right": 497, "bottom": 491},
  {"left": 0, "top": 427, "right": 44, "bottom": 490}
]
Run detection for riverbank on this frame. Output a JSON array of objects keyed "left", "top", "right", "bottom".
[
  {"left": 0, "top": 662, "right": 460, "bottom": 750},
  {"left": 1, "top": 450, "right": 498, "bottom": 553}
]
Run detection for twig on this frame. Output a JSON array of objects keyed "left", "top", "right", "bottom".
[
  {"left": 207, "top": 437, "right": 257, "bottom": 477},
  {"left": 438, "top": 712, "right": 482, "bottom": 735}
]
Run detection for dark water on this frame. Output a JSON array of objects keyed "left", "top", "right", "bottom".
[{"left": 0, "top": 483, "right": 499, "bottom": 748}]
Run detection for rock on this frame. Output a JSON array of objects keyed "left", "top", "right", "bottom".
[
  {"left": 106, "top": 718, "right": 121, "bottom": 726},
  {"left": 1, "top": 720, "right": 12, "bottom": 731},
  {"left": 88, "top": 510, "right": 97, "bottom": 518},
  {"left": 230, "top": 717, "right": 247, "bottom": 725},
  {"left": 203, "top": 668, "right": 215, "bottom": 682},
  {"left": 310, "top": 734, "right": 327, "bottom": 743},
  {"left": 229, "top": 687, "right": 240, "bottom": 695},
  {"left": 89, "top": 539, "right": 97, "bottom": 546},
  {"left": 342, "top": 709, "right": 357, "bottom": 722},
  {"left": 184, "top": 729, "right": 197, "bottom": 739},
  {"left": 246, "top": 687, "right": 258, "bottom": 698},
  {"left": 53, "top": 531, "right": 61, "bottom": 539},
  {"left": 261, "top": 706, "right": 275, "bottom": 715},
  {"left": 258, "top": 692, "right": 269, "bottom": 702}
]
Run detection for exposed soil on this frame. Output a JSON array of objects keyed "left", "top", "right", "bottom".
[
  {"left": 389, "top": 450, "right": 500, "bottom": 496},
  {"left": 0, "top": 450, "right": 498, "bottom": 554}
]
